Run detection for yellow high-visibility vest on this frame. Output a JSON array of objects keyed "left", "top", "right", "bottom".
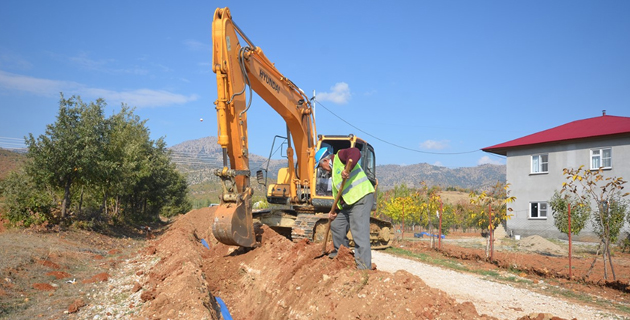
[{"left": 332, "top": 154, "right": 375, "bottom": 209}]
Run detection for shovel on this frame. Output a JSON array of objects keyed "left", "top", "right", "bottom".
[{"left": 315, "top": 159, "right": 352, "bottom": 259}]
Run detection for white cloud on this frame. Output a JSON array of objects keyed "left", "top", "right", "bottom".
[
  {"left": 0, "top": 70, "right": 76, "bottom": 95},
  {"left": 69, "top": 52, "right": 112, "bottom": 71},
  {"left": 433, "top": 161, "right": 444, "bottom": 167},
  {"left": 0, "top": 50, "right": 32, "bottom": 70},
  {"left": 477, "top": 156, "right": 504, "bottom": 165},
  {"left": 0, "top": 70, "right": 197, "bottom": 108},
  {"left": 83, "top": 88, "right": 198, "bottom": 107},
  {"left": 68, "top": 53, "right": 150, "bottom": 75},
  {"left": 316, "top": 82, "right": 351, "bottom": 104},
  {"left": 184, "top": 39, "right": 211, "bottom": 52},
  {"left": 420, "top": 140, "right": 449, "bottom": 150}
]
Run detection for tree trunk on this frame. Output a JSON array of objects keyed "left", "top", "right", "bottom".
[
  {"left": 103, "top": 190, "right": 108, "bottom": 217},
  {"left": 115, "top": 195, "right": 120, "bottom": 217},
  {"left": 61, "top": 177, "right": 72, "bottom": 219},
  {"left": 603, "top": 245, "right": 608, "bottom": 280},
  {"left": 78, "top": 186, "right": 83, "bottom": 215},
  {"left": 584, "top": 242, "right": 602, "bottom": 279},
  {"left": 606, "top": 238, "right": 617, "bottom": 280}
]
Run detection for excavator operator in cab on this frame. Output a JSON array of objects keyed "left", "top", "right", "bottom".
[
  {"left": 314, "top": 145, "right": 333, "bottom": 196},
  {"left": 315, "top": 146, "right": 375, "bottom": 270}
]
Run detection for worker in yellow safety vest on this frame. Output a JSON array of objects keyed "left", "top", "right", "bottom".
[{"left": 315, "top": 146, "right": 375, "bottom": 270}]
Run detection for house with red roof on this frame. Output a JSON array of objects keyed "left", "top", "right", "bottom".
[{"left": 482, "top": 112, "right": 630, "bottom": 240}]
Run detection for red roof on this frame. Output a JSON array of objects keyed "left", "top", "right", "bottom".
[{"left": 483, "top": 115, "right": 630, "bottom": 155}]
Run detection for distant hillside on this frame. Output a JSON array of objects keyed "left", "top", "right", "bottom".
[
  {"left": 0, "top": 148, "right": 26, "bottom": 180},
  {"left": 169, "top": 136, "right": 286, "bottom": 186},
  {"left": 377, "top": 163, "right": 505, "bottom": 190},
  {"left": 169, "top": 137, "right": 505, "bottom": 191}
]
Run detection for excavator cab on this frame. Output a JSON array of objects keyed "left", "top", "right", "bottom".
[
  {"left": 311, "top": 135, "right": 378, "bottom": 211},
  {"left": 257, "top": 134, "right": 377, "bottom": 210}
]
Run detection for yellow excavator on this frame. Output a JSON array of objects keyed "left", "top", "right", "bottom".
[{"left": 211, "top": 7, "right": 393, "bottom": 249}]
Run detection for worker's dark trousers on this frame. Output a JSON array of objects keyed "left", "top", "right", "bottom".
[{"left": 331, "top": 192, "right": 374, "bottom": 270}]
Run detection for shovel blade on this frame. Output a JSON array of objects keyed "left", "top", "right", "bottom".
[{"left": 212, "top": 201, "right": 255, "bottom": 247}]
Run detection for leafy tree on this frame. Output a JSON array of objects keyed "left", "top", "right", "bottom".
[
  {"left": 469, "top": 182, "right": 515, "bottom": 257},
  {"left": 549, "top": 190, "right": 590, "bottom": 236},
  {"left": 102, "top": 105, "right": 152, "bottom": 218},
  {"left": 422, "top": 193, "right": 441, "bottom": 230},
  {"left": 134, "top": 138, "right": 191, "bottom": 220},
  {"left": 468, "top": 182, "right": 515, "bottom": 231},
  {"left": 0, "top": 170, "right": 53, "bottom": 226},
  {"left": 10, "top": 94, "right": 191, "bottom": 228},
  {"left": 375, "top": 189, "right": 387, "bottom": 219},
  {"left": 560, "top": 166, "right": 629, "bottom": 280},
  {"left": 25, "top": 94, "right": 106, "bottom": 219},
  {"left": 421, "top": 192, "right": 446, "bottom": 247},
  {"left": 452, "top": 200, "right": 477, "bottom": 232},
  {"left": 384, "top": 193, "right": 421, "bottom": 239},
  {"left": 437, "top": 202, "right": 456, "bottom": 236}
]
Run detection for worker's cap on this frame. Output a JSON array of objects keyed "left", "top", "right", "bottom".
[{"left": 314, "top": 143, "right": 333, "bottom": 169}]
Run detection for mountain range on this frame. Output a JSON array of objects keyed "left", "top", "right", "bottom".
[{"left": 169, "top": 136, "right": 505, "bottom": 191}]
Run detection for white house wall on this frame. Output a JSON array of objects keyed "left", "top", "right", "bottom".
[{"left": 505, "top": 135, "right": 630, "bottom": 241}]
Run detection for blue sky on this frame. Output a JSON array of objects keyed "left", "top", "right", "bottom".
[{"left": 1, "top": 1, "right": 629, "bottom": 168}]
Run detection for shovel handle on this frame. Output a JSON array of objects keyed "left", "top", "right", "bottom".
[{"left": 321, "top": 159, "right": 353, "bottom": 254}]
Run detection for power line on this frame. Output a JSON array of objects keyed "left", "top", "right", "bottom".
[
  {"left": 314, "top": 101, "right": 481, "bottom": 155},
  {"left": 0, "top": 136, "right": 25, "bottom": 141},
  {"left": 0, "top": 136, "right": 27, "bottom": 149}
]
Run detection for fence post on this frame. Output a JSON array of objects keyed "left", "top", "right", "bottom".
[
  {"left": 401, "top": 202, "right": 405, "bottom": 241},
  {"left": 489, "top": 204, "right": 494, "bottom": 261},
  {"left": 568, "top": 203, "right": 573, "bottom": 280},
  {"left": 439, "top": 200, "right": 443, "bottom": 250}
]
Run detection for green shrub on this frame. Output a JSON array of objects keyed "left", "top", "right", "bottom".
[{"left": 0, "top": 170, "right": 54, "bottom": 226}]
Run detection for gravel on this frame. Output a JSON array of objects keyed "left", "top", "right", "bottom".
[{"left": 372, "top": 250, "right": 627, "bottom": 320}]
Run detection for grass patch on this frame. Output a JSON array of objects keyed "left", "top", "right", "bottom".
[
  {"left": 386, "top": 247, "right": 471, "bottom": 273},
  {"left": 542, "top": 284, "right": 630, "bottom": 316},
  {"left": 356, "top": 271, "right": 369, "bottom": 293},
  {"left": 387, "top": 247, "right": 534, "bottom": 284},
  {"left": 0, "top": 299, "right": 30, "bottom": 319},
  {"left": 477, "top": 269, "right": 500, "bottom": 277}
]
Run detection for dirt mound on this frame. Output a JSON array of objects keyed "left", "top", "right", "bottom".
[
  {"left": 518, "top": 235, "right": 567, "bottom": 256},
  {"left": 136, "top": 207, "right": 497, "bottom": 319}
]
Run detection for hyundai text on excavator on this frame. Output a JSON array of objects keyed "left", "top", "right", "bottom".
[{"left": 211, "top": 7, "right": 393, "bottom": 249}]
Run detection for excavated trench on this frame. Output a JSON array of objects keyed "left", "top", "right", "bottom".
[{"left": 135, "top": 207, "right": 500, "bottom": 319}]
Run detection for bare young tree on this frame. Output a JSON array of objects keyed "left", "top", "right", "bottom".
[{"left": 560, "top": 166, "right": 629, "bottom": 280}]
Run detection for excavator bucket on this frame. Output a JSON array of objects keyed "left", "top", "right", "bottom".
[{"left": 212, "top": 201, "right": 256, "bottom": 247}]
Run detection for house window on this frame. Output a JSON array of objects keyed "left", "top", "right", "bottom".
[
  {"left": 591, "top": 148, "right": 612, "bottom": 170},
  {"left": 531, "top": 154, "right": 548, "bottom": 174},
  {"left": 530, "top": 202, "right": 547, "bottom": 219}
]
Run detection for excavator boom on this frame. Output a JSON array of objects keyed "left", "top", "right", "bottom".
[{"left": 211, "top": 7, "right": 316, "bottom": 247}]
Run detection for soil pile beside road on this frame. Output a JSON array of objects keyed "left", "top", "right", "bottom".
[{"left": 518, "top": 235, "right": 567, "bottom": 256}]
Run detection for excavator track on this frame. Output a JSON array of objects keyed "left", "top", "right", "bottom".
[
  {"left": 367, "top": 217, "right": 394, "bottom": 250},
  {"left": 292, "top": 213, "right": 393, "bottom": 249},
  {"left": 291, "top": 213, "right": 327, "bottom": 242},
  {"left": 253, "top": 210, "right": 394, "bottom": 248}
]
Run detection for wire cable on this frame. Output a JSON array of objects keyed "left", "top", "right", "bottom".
[{"left": 314, "top": 101, "right": 481, "bottom": 155}]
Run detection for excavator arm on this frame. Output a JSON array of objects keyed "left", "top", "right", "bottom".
[{"left": 211, "top": 7, "right": 317, "bottom": 246}]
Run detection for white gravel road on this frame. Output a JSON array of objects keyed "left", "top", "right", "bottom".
[{"left": 372, "top": 250, "right": 627, "bottom": 320}]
